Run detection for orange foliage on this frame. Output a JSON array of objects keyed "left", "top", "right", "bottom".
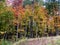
[{"left": 11, "top": 6, "right": 25, "bottom": 17}]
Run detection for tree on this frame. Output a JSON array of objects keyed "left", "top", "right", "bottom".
[
  {"left": 33, "top": 3, "right": 48, "bottom": 37},
  {"left": 0, "top": 11, "right": 14, "bottom": 32},
  {"left": 0, "top": 2, "right": 14, "bottom": 32},
  {"left": 23, "top": 0, "right": 33, "bottom": 6},
  {"left": 46, "top": 1, "right": 58, "bottom": 15}
]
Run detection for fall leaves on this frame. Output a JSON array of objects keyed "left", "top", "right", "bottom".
[
  {"left": 11, "top": 2, "right": 60, "bottom": 35},
  {"left": 0, "top": 0, "right": 60, "bottom": 37},
  {"left": 11, "top": 3, "right": 48, "bottom": 34}
]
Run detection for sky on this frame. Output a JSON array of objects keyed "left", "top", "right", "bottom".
[{"left": 6, "top": 0, "right": 14, "bottom": 6}]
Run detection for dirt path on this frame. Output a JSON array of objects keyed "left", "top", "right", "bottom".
[{"left": 13, "top": 36, "right": 60, "bottom": 45}]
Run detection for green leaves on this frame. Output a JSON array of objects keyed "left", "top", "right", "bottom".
[
  {"left": 0, "top": 11, "right": 14, "bottom": 32},
  {"left": 46, "top": 2, "right": 58, "bottom": 15}
]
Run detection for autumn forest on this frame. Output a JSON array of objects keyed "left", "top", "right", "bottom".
[{"left": 0, "top": 0, "right": 60, "bottom": 42}]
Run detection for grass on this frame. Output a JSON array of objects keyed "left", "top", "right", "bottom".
[{"left": 0, "top": 39, "right": 13, "bottom": 45}]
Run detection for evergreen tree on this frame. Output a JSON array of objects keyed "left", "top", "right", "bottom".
[{"left": 45, "top": 1, "right": 58, "bottom": 15}]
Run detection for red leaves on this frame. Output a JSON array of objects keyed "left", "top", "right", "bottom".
[
  {"left": 12, "top": 5, "right": 25, "bottom": 17},
  {"left": 12, "top": 0, "right": 23, "bottom": 17}
]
